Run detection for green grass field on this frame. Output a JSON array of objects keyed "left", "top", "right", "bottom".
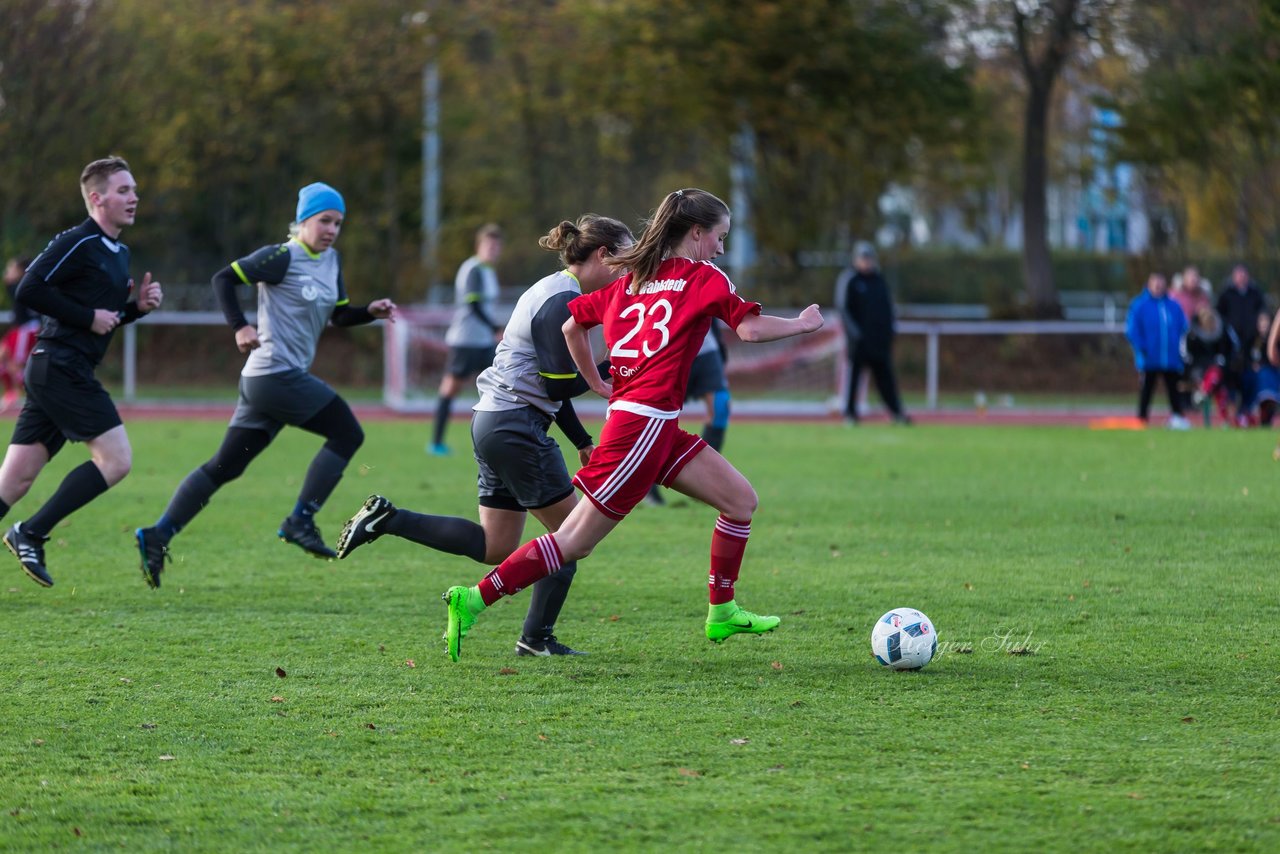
[{"left": 1, "top": 419, "right": 1277, "bottom": 851}]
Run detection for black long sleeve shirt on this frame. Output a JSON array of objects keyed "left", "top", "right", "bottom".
[{"left": 16, "top": 217, "right": 145, "bottom": 366}]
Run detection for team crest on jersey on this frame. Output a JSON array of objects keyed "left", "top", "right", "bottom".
[{"left": 302, "top": 283, "right": 319, "bottom": 301}]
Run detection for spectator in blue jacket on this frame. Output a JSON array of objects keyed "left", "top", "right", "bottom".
[{"left": 1126, "top": 272, "right": 1190, "bottom": 429}]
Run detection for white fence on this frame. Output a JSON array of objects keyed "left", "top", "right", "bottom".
[
  {"left": 105, "top": 310, "right": 1130, "bottom": 413},
  {"left": 898, "top": 319, "right": 1125, "bottom": 410}
]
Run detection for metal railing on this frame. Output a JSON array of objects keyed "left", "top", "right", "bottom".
[
  {"left": 105, "top": 310, "right": 1129, "bottom": 412},
  {"left": 898, "top": 319, "right": 1125, "bottom": 410}
]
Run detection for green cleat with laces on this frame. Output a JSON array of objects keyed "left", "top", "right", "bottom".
[
  {"left": 705, "top": 603, "right": 780, "bottom": 643},
  {"left": 443, "top": 585, "right": 480, "bottom": 661}
]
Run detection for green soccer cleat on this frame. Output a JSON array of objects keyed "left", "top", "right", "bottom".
[
  {"left": 442, "top": 585, "right": 479, "bottom": 662},
  {"left": 705, "top": 605, "right": 780, "bottom": 643}
]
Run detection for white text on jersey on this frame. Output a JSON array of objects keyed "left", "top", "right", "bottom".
[{"left": 638, "top": 278, "right": 686, "bottom": 295}]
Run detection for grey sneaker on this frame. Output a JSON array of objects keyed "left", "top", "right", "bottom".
[{"left": 335, "top": 494, "right": 396, "bottom": 559}]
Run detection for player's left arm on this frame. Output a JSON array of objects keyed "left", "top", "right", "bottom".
[
  {"left": 735, "top": 305, "right": 824, "bottom": 342},
  {"left": 708, "top": 268, "right": 823, "bottom": 343},
  {"left": 329, "top": 262, "right": 397, "bottom": 326},
  {"left": 118, "top": 272, "right": 163, "bottom": 324}
]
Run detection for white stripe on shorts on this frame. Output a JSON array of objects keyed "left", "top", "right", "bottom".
[{"left": 595, "top": 416, "right": 663, "bottom": 505}]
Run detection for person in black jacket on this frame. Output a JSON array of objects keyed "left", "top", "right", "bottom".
[
  {"left": 0, "top": 156, "right": 163, "bottom": 587},
  {"left": 1216, "top": 264, "right": 1266, "bottom": 356},
  {"left": 834, "top": 242, "right": 910, "bottom": 424}
]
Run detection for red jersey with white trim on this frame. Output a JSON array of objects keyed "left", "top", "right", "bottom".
[{"left": 568, "top": 258, "right": 760, "bottom": 413}]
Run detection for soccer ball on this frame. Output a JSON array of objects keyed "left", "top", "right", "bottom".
[{"left": 870, "top": 608, "right": 937, "bottom": 671}]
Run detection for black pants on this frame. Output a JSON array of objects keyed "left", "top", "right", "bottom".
[
  {"left": 846, "top": 347, "right": 904, "bottom": 419},
  {"left": 1138, "top": 370, "right": 1184, "bottom": 420}
]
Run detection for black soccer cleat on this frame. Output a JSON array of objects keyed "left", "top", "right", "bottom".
[
  {"left": 4, "top": 521, "right": 52, "bottom": 588},
  {"left": 335, "top": 494, "right": 397, "bottom": 559},
  {"left": 514, "top": 635, "right": 587, "bottom": 657},
  {"left": 278, "top": 515, "right": 337, "bottom": 559},
  {"left": 135, "top": 527, "right": 171, "bottom": 589}
]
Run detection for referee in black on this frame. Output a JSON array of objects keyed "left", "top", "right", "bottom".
[{"left": 0, "top": 156, "right": 163, "bottom": 587}]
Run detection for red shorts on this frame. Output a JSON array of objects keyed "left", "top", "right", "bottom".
[
  {"left": 573, "top": 410, "right": 706, "bottom": 520},
  {"left": 2, "top": 324, "right": 38, "bottom": 365}
]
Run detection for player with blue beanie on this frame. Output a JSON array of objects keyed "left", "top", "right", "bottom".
[
  {"left": 296, "top": 182, "right": 345, "bottom": 224},
  {"left": 134, "top": 182, "right": 396, "bottom": 587}
]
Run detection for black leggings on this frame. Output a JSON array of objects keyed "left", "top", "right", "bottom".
[
  {"left": 1138, "top": 371, "right": 1184, "bottom": 421},
  {"left": 201, "top": 396, "right": 364, "bottom": 486}
]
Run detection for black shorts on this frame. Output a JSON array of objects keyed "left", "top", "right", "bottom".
[
  {"left": 470, "top": 407, "right": 574, "bottom": 512},
  {"left": 12, "top": 345, "right": 122, "bottom": 454},
  {"left": 686, "top": 350, "right": 728, "bottom": 401},
  {"left": 229, "top": 369, "right": 337, "bottom": 436},
  {"left": 446, "top": 345, "right": 496, "bottom": 378}
]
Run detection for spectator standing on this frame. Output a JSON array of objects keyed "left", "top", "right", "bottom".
[
  {"left": 1183, "top": 304, "right": 1241, "bottom": 427},
  {"left": 1216, "top": 264, "right": 1266, "bottom": 356},
  {"left": 1241, "top": 311, "right": 1279, "bottom": 426},
  {"left": 1126, "top": 272, "right": 1190, "bottom": 429},
  {"left": 430, "top": 224, "right": 503, "bottom": 455},
  {"left": 0, "top": 257, "right": 40, "bottom": 411},
  {"left": 834, "top": 242, "right": 909, "bottom": 424},
  {"left": 1170, "top": 266, "right": 1210, "bottom": 413},
  {"left": 1171, "top": 265, "right": 1209, "bottom": 322}
]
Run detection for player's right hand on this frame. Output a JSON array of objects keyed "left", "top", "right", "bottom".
[
  {"left": 90, "top": 308, "right": 121, "bottom": 335},
  {"left": 235, "top": 326, "right": 261, "bottom": 353}
]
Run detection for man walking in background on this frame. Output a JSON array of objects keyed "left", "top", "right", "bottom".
[{"left": 834, "top": 241, "right": 910, "bottom": 425}]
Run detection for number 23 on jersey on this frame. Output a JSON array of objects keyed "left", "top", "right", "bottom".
[{"left": 610, "top": 298, "right": 673, "bottom": 359}]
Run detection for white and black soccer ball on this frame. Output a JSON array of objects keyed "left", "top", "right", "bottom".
[{"left": 870, "top": 608, "right": 937, "bottom": 671}]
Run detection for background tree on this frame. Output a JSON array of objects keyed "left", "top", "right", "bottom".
[
  {"left": 1108, "top": 0, "right": 1280, "bottom": 262},
  {"left": 0, "top": 0, "right": 130, "bottom": 258}
]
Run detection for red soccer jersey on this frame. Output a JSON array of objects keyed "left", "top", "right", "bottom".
[{"left": 568, "top": 258, "right": 761, "bottom": 413}]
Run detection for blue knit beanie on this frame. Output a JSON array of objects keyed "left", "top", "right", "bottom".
[{"left": 296, "top": 182, "right": 345, "bottom": 223}]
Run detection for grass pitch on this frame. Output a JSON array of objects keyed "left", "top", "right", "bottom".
[{"left": 1, "top": 418, "right": 1277, "bottom": 851}]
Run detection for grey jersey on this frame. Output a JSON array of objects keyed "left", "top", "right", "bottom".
[
  {"left": 474, "top": 270, "right": 580, "bottom": 416},
  {"left": 444, "top": 255, "right": 500, "bottom": 346},
  {"left": 230, "top": 240, "right": 348, "bottom": 377},
  {"left": 696, "top": 325, "right": 719, "bottom": 357}
]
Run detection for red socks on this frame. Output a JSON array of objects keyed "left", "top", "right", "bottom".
[
  {"left": 478, "top": 534, "right": 563, "bottom": 606},
  {"left": 709, "top": 515, "right": 750, "bottom": 605}
]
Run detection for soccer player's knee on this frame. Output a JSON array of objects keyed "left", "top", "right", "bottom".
[
  {"left": 101, "top": 456, "right": 131, "bottom": 486},
  {"left": 728, "top": 485, "right": 758, "bottom": 521},
  {"left": 201, "top": 457, "right": 245, "bottom": 486},
  {"left": 348, "top": 423, "right": 365, "bottom": 454},
  {"left": 328, "top": 424, "right": 364, "bottom": 461}
]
